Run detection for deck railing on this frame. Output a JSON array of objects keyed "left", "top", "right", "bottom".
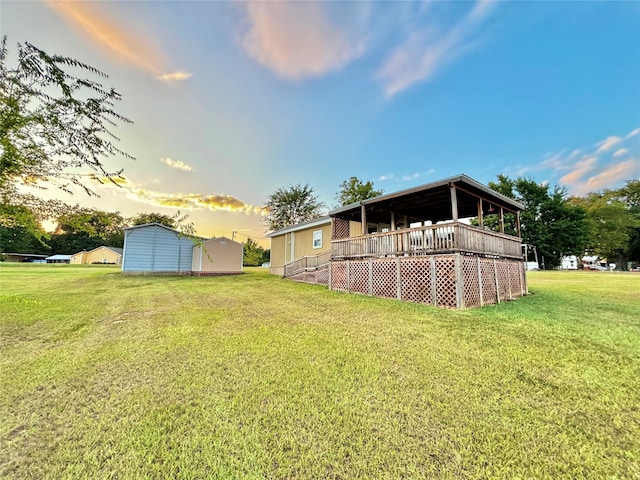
[
  {"left": 283, "top": 250, "right": 331, "bottom": 277},
  {"left": 331, "top": 222, "right": 522, "bottom": 260}
]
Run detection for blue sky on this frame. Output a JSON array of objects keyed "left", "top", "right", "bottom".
[{"left": 3, "top": 1, "right": 639, "bottom": 245}]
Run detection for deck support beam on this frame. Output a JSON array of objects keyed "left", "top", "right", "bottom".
[{"left": 450, "top": 184, "right": 459, "bottom": 221}]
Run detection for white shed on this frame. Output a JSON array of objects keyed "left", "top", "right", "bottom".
[
  {"left": 122, "top": 223, "right": 200, "bottom": 273},
  {"left": 192, "top": 237, "right": 243, "bottom": 275}
]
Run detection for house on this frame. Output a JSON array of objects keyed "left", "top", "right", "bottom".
[
  {"left": 121, "top": 223, "right": 201, "bottom": 273},
  {"left": 45, "top": 254, "right": 71, "bottom": 264},
  {"left": 71, "top": 246, "right": 123, "bottom": 265},
  {"left": 192, "top": 237, "right": 243, "bottom": 275},
  {"left": 276, "top": 174, "right": 527, "bottom": 309},
  {"left": 560, "top": 255, "right": 578, "bottom": 270},
  {"left": 582, "top": 255, "right": 599, "bottom": 270},
  {"left": 266, "top": 216, "right": 334, "bottom": 276}
]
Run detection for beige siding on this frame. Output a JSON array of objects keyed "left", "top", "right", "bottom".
[
  {"left": 268, "top": 221, "right": 332, "bottom": 275},
  {"left": 86, "top": 248, "right": 122, "bottom": 265},
  {"left": 192, "top": 237, "right": 243, "bottom": 273},
  {"left": 270, "top": 236, "right": 286, "bottom": 272},
  {"left": 70, "top": 252, "right": 87, "bottom": 264},
  {"left": 294, "top": 224, "right": 331, "bottom": 259}
]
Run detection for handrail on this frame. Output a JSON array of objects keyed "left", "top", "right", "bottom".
[
  {"left": 331, "top": 222, "right": 522, "bottom": 260},
  {"left": 283, "top": 250, "right": 331, "bottom": 277}
]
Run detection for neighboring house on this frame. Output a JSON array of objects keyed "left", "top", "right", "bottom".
[
  {"left": 121, "top": 223, "right": 201, "bottom": 273},
  {"left": 560, "top": 255, "right": 578, "bottom": 270},
  {"left": 71, "top": 246, "right": 123, "bottom": 265},
  {"left": 582, "top": 255, "right": 599, "bottom": 270},
  {"left": 45, "top": 254, "right": 71, "bottom": 264},
  {"left": 192, "top": 237, "right": 243, "bottom": 275},
  {"left": 266, "top": 216, "right": 333, "bottom": 276}
]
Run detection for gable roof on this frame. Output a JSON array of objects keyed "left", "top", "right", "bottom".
[
  {"left": 266, "top": 216, "right": 331, "bottom": 238},
  {"left": 124, "top": 222, "right": 207, "bottom": 240},
  {"left": 88, "top": 246, "right": 123, "bottom": 255}
]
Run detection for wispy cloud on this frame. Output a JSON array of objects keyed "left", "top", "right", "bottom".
[
  {"left": 559, "top": 156, "right": 598, "bottom": 185},
  {"left": 532, "top": 128, "right": 640, "bottom": 195},
  {"left": 376, "top": 0, "right": 497, "bottom": 97},
  {"left": 161, "top": 157, "right": 193, "bottom": 172},
  {"left": 127, "top": 187, "right": 266, "bottom": 215},
  {"left": 157, "top": 71, "right": 193, "bottom": 82},
  {"left": 626, "top": 128, "right": 640, "bottom": 139},
  {"left": 240, "top": 2, "right": 367, "bottom": 79},
  {"left": 571, "top": 159, "right": 640, "bottom": 196},
  {"left": 613, "top": 148, "right": 629, "bottom": 158},
  {"left": 595, "top": 136, "right": 622, "bottom": 154},
  {"left": 46, "top": 1, "right": 190, "bottom": 80},
  {"left": 378, "top": 169, "right": 435, "bottom": 183}
]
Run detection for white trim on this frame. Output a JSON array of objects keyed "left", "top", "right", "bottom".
[
  {"left": 312, "top": 230, "right": 322, "bottom": 249},
  {"left": 266, "top": 217, "right": 331, "bottom": 238}
]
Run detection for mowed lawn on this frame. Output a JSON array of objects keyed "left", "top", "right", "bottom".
[{"left": 1, "top": 265, "right": 639, "bottom": 479}]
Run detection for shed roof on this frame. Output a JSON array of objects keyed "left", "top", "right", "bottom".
[
  {"left": 329, "top": 174, "right": 524, "bottom": 224},
  {"left": 266, "top": 216, "right": 331, "bottom": 238},
  {"left": 124, "top": 222, "right": 207, "bottom": 240},
  {"left": 46, "top": 254, "right": 72, "bottom": 260}
]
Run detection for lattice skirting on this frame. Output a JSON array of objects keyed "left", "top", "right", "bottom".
[
  {"left": 329, "top": 254, "right": 527, "bottom": 309},
  {"left": 287, "top": 265, "right": 329, "bottom": 285}
]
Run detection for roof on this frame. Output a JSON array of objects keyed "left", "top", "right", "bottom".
[
  {"left": 200, "top": 236, "right": 243, "bottom": 246},
  {"left": 80, "top": 246, "right": 123, "bottom": 256},
  {"left": 46, "top": 254, "right": 72, "bottom": 260},
  {"left": 266, "top": 216, "right": 331, "bottom": 238},
  {"left": 1, "top": 253, "right": 48, "bottom": 258},
  {"left": 124, "top": 222, "right": 207, "bottom": 240},
  {"left": 329, "top": 174, "right": 525, "bottom": 224}
]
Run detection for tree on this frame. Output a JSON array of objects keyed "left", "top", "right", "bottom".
[
  {"left": 487, "top": 175, "right": 589, "bottom": 269},
  {"left": 0, "top": 36, "right": 133, "bottom": 196},
  {"left": 571, "top": 180, "right": 640, "bottom": 269},
  {"left": 336, "top": 177, "right": 382, "bottom": 206},
  {"left": 0, "top": 204, "right": 50, "bottom": 254},
  {"left": 50, "top": 207, "right": 126, "bottom": 253},
  {"left": 130, "top": 212, "right": 176, "bottom": 228},
  {"left": 263, "top": 184, "right": 324, "bottom": 231},
  {"left": 243, "top": 238, "right": 267, "bottom": 267}
]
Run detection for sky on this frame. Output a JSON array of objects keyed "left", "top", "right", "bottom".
[{"left": 2, "top": 1, "right": 639, "bottom": 246}]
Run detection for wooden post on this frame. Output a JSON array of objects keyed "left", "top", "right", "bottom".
[
  {"left": 478, "top": 198, "right": 484, "bottom": 228},
  {"left": 430, "top": 256, "right": 437, "bottom": 306},
  {"left": 515, "top": 211, "right": 521, "bottom": 238},
  {"left": 361, "top": 205, "right": 367, "bottom": 236},
  {"left": 493, "top": 258, "right": 500, "bottom": 304},
  {"left": 455, "top": 254, "right": 464, "bottom": 309},
  {"left": 499, "top": 207, "right": 505, "bottom": 234},
  {"left": 390, "top": 211, "right": 396, "bottom": 231},
  {"left": 396, "top": 257, "right": 402, "bottom": 300},
  {"left": 328, "top": 261, "right": 333, "bottom": 290},
  {"left": 477, "top": 256, "right": 484, "bottom": 306},
  {"left": 450, "top": 184, "right": 459, "bottom": 221}
]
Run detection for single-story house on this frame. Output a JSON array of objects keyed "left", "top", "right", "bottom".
[
  {"left": 45, "top": 254, "right": 71, "bottom": 264},
  {"left": 266, "top": 216, "right": 332, "bottom": 276},
  {"left": 71, "top": 246, "right": 123, "bottom": 265},
  {"left": 122, "top": 223, "right": 201, "bottom": 273},
  {"left": 192, "top": 237, "right": 243, "bottom": 275}
]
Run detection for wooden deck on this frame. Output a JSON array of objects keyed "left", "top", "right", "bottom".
[{"left": 331, "top": 222, "right": 522, "bottom": 260}]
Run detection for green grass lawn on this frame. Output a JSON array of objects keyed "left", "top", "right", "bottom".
[{"left": 1, "top": 264, "right": 639, "bottom": 479}]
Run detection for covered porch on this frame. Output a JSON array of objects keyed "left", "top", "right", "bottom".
[{"left": 328, "top": 174, "right": 527, "bottom": 308}]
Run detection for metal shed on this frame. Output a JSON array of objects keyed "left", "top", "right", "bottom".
[
  {"left": 192, "top": 237, "right": 244, "bottom": 275},
  {"left": 122, "top": 223, "right": 199, "bottom": 273}
]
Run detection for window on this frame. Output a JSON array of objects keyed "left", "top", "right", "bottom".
[{"left": 312, "top": 230, "right": 322, "bottom": 249}]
